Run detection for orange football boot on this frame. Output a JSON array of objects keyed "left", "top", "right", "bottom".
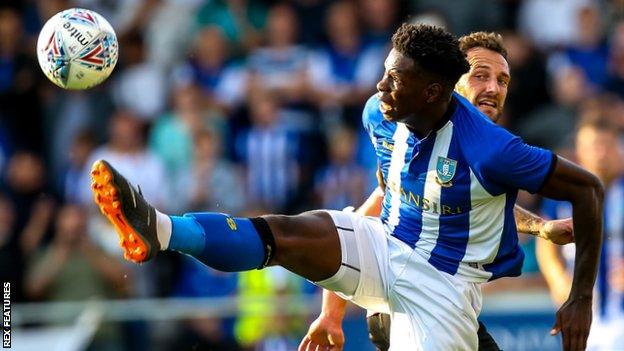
[{"left": 90, "top": 159, "right": 160, "bottom": 263}]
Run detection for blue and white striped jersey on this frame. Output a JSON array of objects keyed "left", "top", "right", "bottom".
[
  {"left": 542, "top": 178, "right": 624, "bottom": 322},
  {"left": 363, "top": 92, "right": 555, "bottom": 282}
]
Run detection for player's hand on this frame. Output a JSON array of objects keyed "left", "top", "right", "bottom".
[
  {"left": 299, "top": 313, "right": 345, "bottom": 351},
  {"left": 550, "top": 295, "right": 592, "bottom": 351},
  {"left": 540, "top": 218, "right": 574, "bottom": 245}
]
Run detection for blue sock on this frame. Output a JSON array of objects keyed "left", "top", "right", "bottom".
[{"left": 168, "top": 213, "right": 267, "bottom": 271}]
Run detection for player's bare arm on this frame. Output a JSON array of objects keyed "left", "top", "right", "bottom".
[
  {"left": 538, "top": 156, "right": 604, "bottom": 351},
  {"left": 299, "top": 288, "right": 347, "bottom": 351},
  {"left": 514, "top": 205, "right": 574, "bottom": 244}
]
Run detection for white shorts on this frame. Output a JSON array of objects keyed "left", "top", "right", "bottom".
[{"left": 316, "top": 210, "right": 481, "bottom": 351}]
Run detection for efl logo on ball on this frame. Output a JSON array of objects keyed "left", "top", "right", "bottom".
[{"left": 36, "top": 8, "right": 118, "bottom": 90}]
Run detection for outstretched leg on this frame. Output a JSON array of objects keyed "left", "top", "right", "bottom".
[{"left": 90, "top": 160, "right": 342, "bottom": 282}]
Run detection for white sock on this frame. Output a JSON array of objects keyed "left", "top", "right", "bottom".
[{"left": 156, "top": 210, "right": 172, "bottom": 250}]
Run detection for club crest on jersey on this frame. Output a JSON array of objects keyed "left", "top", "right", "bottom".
[{"left": 436, "top": 156, "right": 457, "bottom": 187}]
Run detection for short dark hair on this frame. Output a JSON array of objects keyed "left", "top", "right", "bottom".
[
  {"left": 391, "top": 23, "right": 470, "bottom": 87},
  {"left": 577, "top": 113, "right": 621, "bottom": 136},
  {"left": 459, "top": 32, "right": 508, "bottom": 60}
]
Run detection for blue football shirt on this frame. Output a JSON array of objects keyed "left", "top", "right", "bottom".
[{"left": 363, "top": 92, "right": 555, "bottom": 281}]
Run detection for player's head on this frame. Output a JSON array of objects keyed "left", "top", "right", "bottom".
[
  {"left": 575, "top": 115, "right": 623, "bottom": 183},
  {"left": 376, "top": 23, "right": 469, "bottom": 123},
  {"left": 456, "top": 32, "right": 510, "bottom": 123}
]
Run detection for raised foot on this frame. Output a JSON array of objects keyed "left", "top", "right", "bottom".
[{"left": 90, "top": 160, "right": 153, "bottom": 263}]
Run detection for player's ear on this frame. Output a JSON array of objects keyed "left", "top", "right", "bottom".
[{"left": 425, "top": 82, "right": 443, "bottom": 103}]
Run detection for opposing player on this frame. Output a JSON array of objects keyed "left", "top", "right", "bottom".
[
  {"left": 90, "top": 24, "right": 602, "bottom": 350},
  {"left": 350, "top": 31, "right": 574, "bottom": 351}
]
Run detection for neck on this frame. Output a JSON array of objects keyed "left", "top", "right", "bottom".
[{"left": 405, "top": 95, "right": 454, "bottom": 138}]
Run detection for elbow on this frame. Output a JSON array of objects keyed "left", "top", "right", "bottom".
[
  {"left": 568, "top": 172, "right": 604, "bottom": 213},
  {"left": 571, "top": 172, "right": 604, "bottom": 204},
  {"left": 588, "top": 173, "right": 605, "bottom": 203}
]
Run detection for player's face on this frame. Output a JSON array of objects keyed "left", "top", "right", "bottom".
[
  {"left": 376, "top": 49, "right": 430, "bottom": 123},
  {"left": 576, "top": 126, "right": 623, "bottom": 181},
  {"left": 455, "top": 48, "right": 510, "bottom": 122}
]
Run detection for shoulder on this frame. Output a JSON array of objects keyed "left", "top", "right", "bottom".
[
  {"left": 451, "top": 93, "right": 499, "bottom": 135},
  {"left": 451, "top": 93, "right": 555, "bottom": 194},
  {"left": 450, "top": 93, "right": 512, "bottom": 160},
  {"left": 362, "top": 94, "right": 384, "bottom": 132}
]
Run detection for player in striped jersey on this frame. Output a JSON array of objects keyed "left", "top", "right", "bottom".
[
  {"left": 310, "top": 31, "right": 574, "bottom": 351},
  {"left": 90, "top": 23, "right": 602, "bottom": 350},
  {"left": 537, "top": 115, "right": 624, "bottom": 350}
]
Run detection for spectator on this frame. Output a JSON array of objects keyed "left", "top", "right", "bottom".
[
  {"left": 518, "top": 0, "right": 592, "bottom": 50},
  {"left": 235, "top": 92, "right": 301, "bottom": 212},
  {"left": 81, "top": 110, "right": 169, "bottom": 210},
  {"left": 550, "top": 4, "right": 610, "bottom": 90},
  {"left": 143, "top": 0, "right": 204, "bottom": 69},
  {"left": 150, "top": 84, "right": 230, "bottom": 206},
  {"left": 81, "top": 110, "right": 169, "bottom": 308},
  {"left": 25, "top": 204, "right": 128, "bottom": 349},
  {"left": 172, "top": 26, "right": 247, "bottom": 114},
  {"left": 2, "top": 152, "right": 55, "bottom": 257},
  {"left": 359, "top": 0, "right": 401, "bottom": 47},
  {"left": 309, "top": 0, "right": 384, "bottom": 128},
  {"left": 501, "top": 30, "right": 551, "bottom": 130},
  {"left": 247, "top": 3, "right": 312, "bottom": 118},
  {"left": 195, "top": 0, "right": 267, "bottom": 53},
  {"left": 25, "top": 204, "right": 130, "bottom": 299},
  {"left": 518, "top": 66, "right": 590, "bottom": 150},
  {"left": 112, "top": 31, "right": 167, "bottom": 121},
  {"left": 178, "top": 129, "right": 246, "bottom": 214},
  {"left": 45, "top": 87, "right": 115, "bottom": 187},
  {"left": 577, "top": 93, "right": 624, "bottom": 133},
  {"left": 537, "top": 115, "right": 624, "bottom": 350},
  {"left": 315, "top": 127, "right": 367, "bottom": 210}
]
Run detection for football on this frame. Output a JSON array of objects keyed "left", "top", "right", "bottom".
[{"left": 36, "top": 8, "right": 118, "bottom": 90}]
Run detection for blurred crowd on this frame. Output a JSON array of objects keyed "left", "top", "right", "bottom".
[{"left": 2, "top": 0, "right": 624, "bottom": 350}]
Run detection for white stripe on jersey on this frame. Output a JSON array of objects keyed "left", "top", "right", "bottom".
[
  {"left": 454, "top": 170, "right": 506, "bottom": 281},
  {"left": 387, "top": 124, "right": 410, "bottom": 232},
  {"left": 465, "top": 170, "right": 506, "bottom": 263},
  {"left": 415, "top": 122, "right": 454, "bottom": 256}
]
